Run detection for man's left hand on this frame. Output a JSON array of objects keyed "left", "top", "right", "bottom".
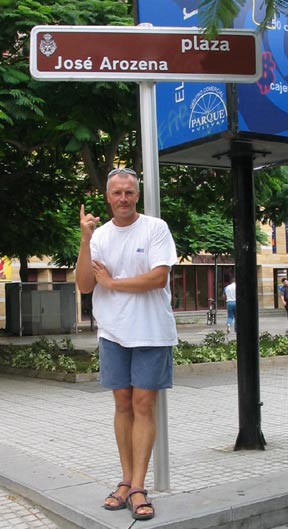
[{"left": 92, "top": 260, "right": 113, "bottom": 289}]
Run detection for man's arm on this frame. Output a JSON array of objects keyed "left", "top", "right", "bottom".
[
  {"left": 92, "top": 260, "right": 169, "bottom": 293},
  {"left": 75, "top": 205, "right": 100, "bottom": 294}
]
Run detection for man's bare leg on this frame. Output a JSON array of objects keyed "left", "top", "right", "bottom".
[
  {"left": 130, "top": 388, "right": 157, "bottom": 516},
  {"left": 105, "top": 387, "right": 157, "bottom": 515},
  {"left": 104, "top": 387, "right": 133, "bottom": 508}
]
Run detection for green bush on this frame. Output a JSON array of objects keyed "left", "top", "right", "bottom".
[
  {"left": 33, "top": 350, "right": 55, "bottom": 371},
  {"left": 259, "top": 332, "right": 288, "bottom": 357},
  {"left": 0, "top": 331, "right": 288, "bottom": 375},
  {"left": 173, "top": 330, "right": 288, "bottom": 366},
  {"left": 31, "top": 336, "right": 61, "bottom": 357},
  {"left": 203, "top": 330, "right": 226, "bottom": 346},
  {"left": 57, "top": 354, "right": 77, "bottom": 373},
  {"left": 12, "top": 347, "right": 35, "bottom": 369}
]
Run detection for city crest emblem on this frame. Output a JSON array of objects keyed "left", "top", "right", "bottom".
[{"left": 39, "top": 34, "right": 57, "bottom": 57}]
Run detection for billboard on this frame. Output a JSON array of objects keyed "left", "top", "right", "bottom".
[
  {"left": 236, "top": 2, "right": 288, "bottom": 138},
  {"left": 136, "top": 0, "right": 288, "bottom": 167},
  {"left": 136, "top": 0, "right": 229, "bottom": 150}
]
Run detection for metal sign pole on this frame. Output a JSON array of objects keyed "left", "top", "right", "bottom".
[{"left": 139, "top": 80, "right": 170, "bottom": 491}]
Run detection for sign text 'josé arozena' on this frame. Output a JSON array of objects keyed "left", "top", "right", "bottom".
[{"left": 29, "top": 25, "right": 261, "bottom": 83}]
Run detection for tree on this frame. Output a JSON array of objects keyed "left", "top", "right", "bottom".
[
  {"left": 0, "top": 0, "right": 138, "bottom": 172},
  {"left": 254, "top": 166, "right": 288, "bottom": 226},
  {"left": 159, "top": 166, "right": 270, "bottom": 260},
  {"left": 0, "top": 142, "right": 79, "bottom": 280},
  {"left": 0, "top": 0, "right": 139, "bottom": 278}
]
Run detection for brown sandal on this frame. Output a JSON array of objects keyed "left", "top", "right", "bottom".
[
  {"left": 127, "top": 487, "right": 155, "bottom": 520},
  {"left": 104, "top": 480, "right": 131, "bottom": 511}
]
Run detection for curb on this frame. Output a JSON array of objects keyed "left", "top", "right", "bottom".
[
  {"left": 0, "top": 366, "right": 99, "bottom": 383},
  {"left": 1, "top": 447, "right": 288, "bottom": 529}
]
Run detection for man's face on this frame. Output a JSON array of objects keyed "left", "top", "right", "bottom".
[{"left": 106, "top": 174, "right": 140, "bottom": 226}]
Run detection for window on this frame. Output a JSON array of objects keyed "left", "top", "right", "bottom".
[
  {"left": 27, "top": 270, "right": 38, "bottom": 282},
  {"left": 52, "top": 270, "right": 67, "bottom": 282}
]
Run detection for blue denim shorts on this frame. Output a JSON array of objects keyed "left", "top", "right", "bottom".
[{"left": 98, "top": 337, "right": 173, "bottom": 390}]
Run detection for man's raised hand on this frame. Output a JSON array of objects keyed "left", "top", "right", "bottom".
[{"left": 80, "top": 204, "right": 100, "bottom": 241}]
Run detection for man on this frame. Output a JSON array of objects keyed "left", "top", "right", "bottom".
[
  {"left": 76, "top": 168, "right": 178, "bottom": 520},
  {"left": 223, "top": 275, "right": 236, "bottom": 333},
  {"left": 280, "top": 277, "right": 288, "bottom": 318}
]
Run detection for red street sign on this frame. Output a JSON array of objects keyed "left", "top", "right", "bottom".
[{"left": 30, "top": 25, "right": 261, "bottom": 83}]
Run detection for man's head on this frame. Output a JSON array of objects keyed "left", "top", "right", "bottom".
[
  {"left": 106, "top": 168, "right": 140, "bottom": 226},
  {"left": 106, "top": 168, "right": 140, "bottom": 192},
  {"left": 282, "top": 278, "right": 288, "bottom": 285}
]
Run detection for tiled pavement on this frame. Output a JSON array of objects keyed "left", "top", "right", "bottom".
[
  {"left": 0, "top": 485, "right": 60, "bottom": 529},
  {"left": 1, "top": 309, "right": 288, "bottom": 528},
  {"left": 1, "top": 358, "right": 288, "bottom": 492},
  {"left": 1, "top": 358, "right": 288, "bottom": 528}
]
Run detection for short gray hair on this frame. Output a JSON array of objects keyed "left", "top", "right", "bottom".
[{"left": 106, "top": 168, "right": 140, "bottom": 192}]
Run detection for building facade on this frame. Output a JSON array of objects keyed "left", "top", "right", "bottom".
[{"left": 1, "top": 221, "right": 287, "bottom": 329}]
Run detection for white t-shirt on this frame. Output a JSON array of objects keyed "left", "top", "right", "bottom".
[
  {"left": 224, "top": 282, "right": 236, "bottom": 302},
  {"left": 90, "top": 214, "right": 178, "bottom": 347}
]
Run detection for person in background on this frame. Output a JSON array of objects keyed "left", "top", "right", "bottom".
[
  {"left": 223, "top": 274, "right": 237, "bottom": 333},
  {"left": 76, "top": 167, "right": 178, "bottom": 521},
  {"left": 280, "top": 277, "right": 288, "bottom": 318}
]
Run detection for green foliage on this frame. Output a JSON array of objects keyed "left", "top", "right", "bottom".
[
  {"left": 198, "top": 0, "right": 276, "bottom": 34},
  {"left": 172, "top": 330, "right": 288, "bottom": 366},
  {"left": 173, "top": 341, "right": 193, "bottom": 365},
  {"left": 198, "top": 0, "right": 246, "bottom": 33},
  {"left": 2, "top": 69, "right": 30, "bottom": 85},
  {"left": 33, "top": 350, "right": 55, "bottom": 371},
  {"left": 0, "top": 143, "right": 89, "bottom": 274},
  {"left": 0, "top": 337, "right": 100, "bottom": 374},
  {"left": 0, "top": 107, "right": 14, "bottom": 128},
  {"left": 0, "top": 345, "right": 13, "bottom": 366},
  {"left": 159, "top": 166, "right": 232, "bottom": 257},
  {"left": 51, "top": 190, "right": 109, "bottom": 268},
  {"left": 173, "top": 337, "right": 237, "bottom": 365},
  {"left": 203, "top": 330, "right": 226, "bottom": 346},
  {"left": 31, "top": 336, "right": 61, "bottom": 355},
  {"left": 57, "top": 354, "right": 77, "bottom": 373},
  {"left": 0, "top": 0, "right": 138, "bottom": 276},
  {"left": 12, "top": 347, "right": 35, "bottom": 368},
  {"left": 255, "top": 167, "right": 288, "bottom": 226},
  {"left": 1, "top": 330, "right": 288, "bottom": 376},
  {"left": 259, "top": 333, "right": 288, "bottom": 357},
  {"left": 159, "top": 167, "right": 269, "bottom": 260},
  {"left": 189, "top": 207, "right": 235, "bottom": 256},
  {"left": 90, "top": 351, "right": 100, "bottom": 372}
]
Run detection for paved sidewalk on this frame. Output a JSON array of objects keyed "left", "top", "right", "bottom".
[
  {"left": 0, "top": 307, "right": 287, "bottom": 349},
  {"left": 0, "top": 485, "right": 65, "bottom": 529},
  {"left": 1, "top": 309, "right": 288, "bottom": 528}
]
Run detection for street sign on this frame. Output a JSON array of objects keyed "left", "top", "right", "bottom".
[{"left": 30, "top": 25, "right": 261, "bottom": 83}]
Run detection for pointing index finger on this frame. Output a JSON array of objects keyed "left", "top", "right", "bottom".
[{"left": 80, "top": 204, "right": 85, "bottom": 219}]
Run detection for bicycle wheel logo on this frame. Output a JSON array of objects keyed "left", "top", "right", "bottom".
[{"left": 189, "top": 87, "right": 227, "bottom": 135}]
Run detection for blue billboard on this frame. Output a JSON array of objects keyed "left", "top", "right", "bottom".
[
  {"left": 236, "top": 2, "right": 288, "bottom": 138},
  {"left": 136, "top": 0, "right": 288, "bottom": 163},
  {"left": 136, "top": 0, "right": 228, "bottom": 150}
]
